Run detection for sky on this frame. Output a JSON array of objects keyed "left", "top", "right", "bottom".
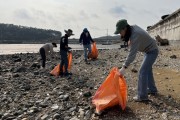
[{"left": 0, "top": 0, "right": 179, "bottom": 38}]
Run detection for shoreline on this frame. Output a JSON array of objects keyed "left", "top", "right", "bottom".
[
  {"left": 0, "top": 43, "right": 121, "bottom": 55},
  {"left": 0, "top": 46, "right": 179, "bottom": 119}
]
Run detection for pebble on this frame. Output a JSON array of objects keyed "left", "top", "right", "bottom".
[{"left": 0, "top": 47, "right": 179, "bottom": 119}]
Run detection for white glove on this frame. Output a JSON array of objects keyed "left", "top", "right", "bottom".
[{"left": 119, "top": 67, "right": 125, "bottom": 76}]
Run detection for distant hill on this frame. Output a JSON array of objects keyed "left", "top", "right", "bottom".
[
  {"left": 95, "top": 35, "right": 120, "bottom": 40},
  {"left": 0, "top": 23, "right": 61, "bottom": 43},
  {"left": 68, "top": 35, "right": 122, "bottom": 44},
  {"left": 0, "top": 23, "right": 122, "bottom": 44}
]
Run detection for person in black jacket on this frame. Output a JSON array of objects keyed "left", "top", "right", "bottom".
[
  {"left": 79, "top": 28, "right": 94, "bottom": 63},
  {"left": 60, "top": 29, "right": 74, "bottom": 77}
]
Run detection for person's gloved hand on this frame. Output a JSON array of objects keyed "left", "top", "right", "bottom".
[
  {"left": 119, "top": 67, "right": 125, "bottom": 76},
  {"left": 80, "top": 43, "right": 82, "bottom": 45},
  {"left": 68, "top": 47, "right": 72, "bottom": 49}
]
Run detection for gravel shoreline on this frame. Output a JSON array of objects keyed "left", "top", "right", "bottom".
[{"left": 0, "top": 45, "right": 179, "bottom": 120}]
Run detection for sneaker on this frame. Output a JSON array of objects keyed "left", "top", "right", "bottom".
[
  {"left": 133, "top": 96, "right": 149, "bottom": 102},
  {"left": 59, "top": 72, "right": 64, "bottom": 77},
  {"left": 148, "top": 92, "right": 158, "bottom": 96},
  {"left": 64, "top": 72, "right": 72, "bottom": 77},
  {"left": 85, "top": 59, "right": 90, "bottom": 64},
  {"left": 40, "top": 66, "right": 45, "bottom": 69},
  {"left": 68, "top": 72, "right": 72, "bottom": 75},
  {"left": 86, "top": 62, "right": 90, "bottom": 64},
  {"left": 147, "top": 89, "right": 158, "bottom": 96}
]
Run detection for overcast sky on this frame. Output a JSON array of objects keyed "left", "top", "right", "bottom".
[{"left": 0, "top": 0, "right": 179, "bottom": 38}]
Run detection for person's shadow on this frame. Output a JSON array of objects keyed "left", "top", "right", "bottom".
[
  {"left": 148, "top": 93, "right": 180, "bottom": 111},
  {"left": 97, "top": 94, "right": 180, "bottom": 120},
  {"left": 98, "top": 105, "right": 140, "bottom": 120}
]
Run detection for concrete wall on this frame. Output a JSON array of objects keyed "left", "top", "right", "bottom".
[{"left": 147, "top": 8, "right": 180, "bottom": 43}]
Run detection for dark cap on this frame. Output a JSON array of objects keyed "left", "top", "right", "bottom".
[{"left": 114, "top": 19, "right": 128, "bottom": 34}]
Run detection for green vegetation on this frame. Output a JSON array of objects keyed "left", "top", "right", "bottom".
[{"left": 0, "top": 23, "right": 61, "bottom": 43}]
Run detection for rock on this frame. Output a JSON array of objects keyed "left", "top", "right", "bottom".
[
  {"left": 41, "top": 114, "right": 49, "bottom": 120},
  {"left": 69, "top": 107, "right": 77, "bottom": 112},
  {"left": 22, "top": 118, "right": 28, "bottom": 120},
  {"left": 170, "top": 55, "right": 177, "bottom": 59},
  {"left": 34, "top": 71, "right": 39, "bottom": 75},
  {"left": 84, "top": 110, "right": 92, "bottom": 119},
  {"left": 131, "top": 68, "right": 138, "bottom": 73},
  {"left": 0, "top": 48, "right": 180, "bottom": 120},
  {"left": 2, "top": 113, "right": 15, "bottom": 120},
  {"left": 63, "top": 94, "right": 69, "bottom": 101},
  {"left": 39, "top": 102, "right": 48, "bottom": 108},
  {"left": 14, "top": 58, "right": 21, "bottom": 62},
  {"left": 13, "top": 73, "right": 20, "bottom": 78},
  {"left": 83, "top": 91, "right": 92, "bottom": 97},
  {"left": 64, "top": 116, "right": 71, "bottom": 120},
  {"left": 53, "top": 113, "right": 61, "bottom": 119},
  {"left": 161, "top": 112, "right": 168, "bottom": 120},
  {"left": 12, "top": 55, "right": 19, "bottom": 59},
  {"left": 30, "top": 62, "right": 40, "bottom": 68},
  {"left": 70, "top": 116, "right": 80, "bottom": 120},
  {"left": 15, "top": 67, "right": 27, "bottom": 72},
  {"left": 20, "top": 84, "right": 31, "bottom": 91},
  {"left": 79, "top": 108, "right": 85, "bottom": 117},
  {"left": 51, "top": 104, "right": 59, "bottom": 111},
  {"left": 0, "top": 76, "right": 5, "bottom": 84}
]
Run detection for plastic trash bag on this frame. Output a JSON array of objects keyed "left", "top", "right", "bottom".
[
  {"left": 92, "top": 67, "right": 127, "bottom": 114},
  {"left": 88, "top": 42, "right": 98, "bottom": 59},
  {"left": 50, "top": 51, "right": 72, "bottom": 76}
]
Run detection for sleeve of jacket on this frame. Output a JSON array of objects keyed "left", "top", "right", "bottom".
[
  {"left": 89, "top": 33, "right": 94, "bottom": 42},
  {"left": 79, "top": 33, "right": 83, "bottom": 43},
  {"left": 49, "top": 44, "right": 54, "bottom": 53},
  {"left": 65, "top": 38, "right": 68, "bottom": 51},
  {"left": 124, "top": 34, "right": 139, "bottom": 67}
]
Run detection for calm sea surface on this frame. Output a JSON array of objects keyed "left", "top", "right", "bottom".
[{"left": 0, "top": 44, "right": 121, "bottom": 55}]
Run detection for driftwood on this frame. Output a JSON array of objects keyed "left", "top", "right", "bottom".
[{"left": 155, "top": 35, "right": 169, "bottom": 46}]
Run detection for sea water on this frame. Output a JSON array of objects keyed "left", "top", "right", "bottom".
[{"left": 0, "top": 44, "right": 121, "bottom": 55}]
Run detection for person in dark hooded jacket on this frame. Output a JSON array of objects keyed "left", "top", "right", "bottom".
[{"left": 79, "top": 28, "right": 94, "bottom": 63}]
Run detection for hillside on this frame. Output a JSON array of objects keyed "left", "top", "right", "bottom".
[
  {"left": 0, "top": 23, "right": 61, "bottom": 43},
  {"left": 0, "top": 23, "right": 122, "bottom": 44}
]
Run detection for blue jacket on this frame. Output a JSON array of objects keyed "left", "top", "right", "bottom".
[{"left": 79, "top": 31, "right": 94, "bottom": 45}]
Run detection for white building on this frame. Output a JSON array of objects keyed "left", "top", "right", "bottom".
[{"left": 147, "top": 8, "right": 180, "bottom": 43}]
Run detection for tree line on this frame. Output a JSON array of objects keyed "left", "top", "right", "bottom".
[{"left": 0, "top": 23, "right": 61, "bottom": 43}]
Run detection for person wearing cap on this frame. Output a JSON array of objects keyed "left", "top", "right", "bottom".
[
  {"left": 39, "top": 42, "right": 57, "bottom": 68},
  {"left": 115, "top": 19, "right": 159, "bottom": 102},
  {"left": 79, "top": 28, "right": 94, "bottom": 63},
  {"left": 59, "top": 29, "right": 74, "bottom": 77}
]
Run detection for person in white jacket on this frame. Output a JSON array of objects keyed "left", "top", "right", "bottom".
[
  {"left": 39, "top": 43, "right": 57, "bottom": 68},
  {"left": 115, "top": 19, "right": 159, "bottom": 102}
]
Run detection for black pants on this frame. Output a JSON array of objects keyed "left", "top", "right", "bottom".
[
  {"left": 60, "top": 50, "right": 68, "bottom": 73},
  {"left": 40, "top": 48, "right": 46, "bottom": 68}
]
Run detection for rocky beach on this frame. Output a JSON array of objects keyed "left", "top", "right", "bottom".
[{"left": 0, "top": 45, "right": 180, "bottom": 120}]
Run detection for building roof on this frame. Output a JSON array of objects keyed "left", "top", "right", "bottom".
[{"left": 147, "top": 8, "right": 180, "bottom": 31}]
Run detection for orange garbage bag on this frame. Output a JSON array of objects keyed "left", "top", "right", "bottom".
[
  {"left": 92, "top": 67, "right": 127, "bottom": 114},
  {"left": 50, "top": 51, "right": 72, "bottom": 76},
  {"left": 88, "top": 42, "right": 98, "bottom": 59}
]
